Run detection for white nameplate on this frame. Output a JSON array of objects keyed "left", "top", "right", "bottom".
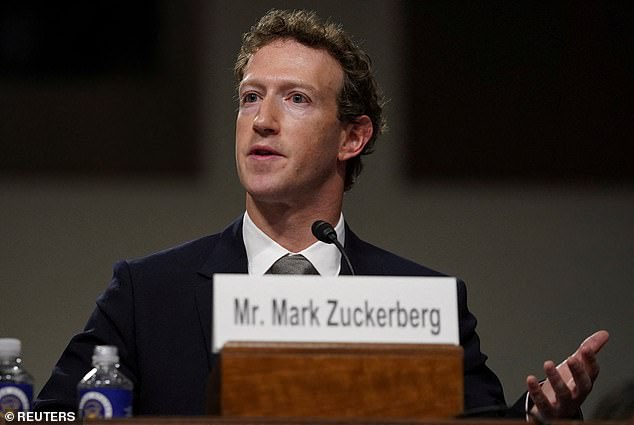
[{"left": 212, "top": 274, "right": 459, "bottom": 353}]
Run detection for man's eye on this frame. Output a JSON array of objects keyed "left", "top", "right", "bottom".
[
  {"left": 242, "top": 93, "right": 259, "bottom": 103},
  {"left": 291, "top": 94, "right": 308, "bottom": 103}
]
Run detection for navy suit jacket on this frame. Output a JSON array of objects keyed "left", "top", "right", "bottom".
[{"left": 35, "top": 216, "right": 523, "bottom": 416}]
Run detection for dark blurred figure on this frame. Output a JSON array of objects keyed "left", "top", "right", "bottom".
[{"left": 593, "top": 379, "right": 634, "bottom": 420}]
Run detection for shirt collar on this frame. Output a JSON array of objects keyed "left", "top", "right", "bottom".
[{"left": 242, "top": 211, "right": 345, "bottom": 276}]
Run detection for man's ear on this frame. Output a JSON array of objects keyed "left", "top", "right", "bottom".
[{"left": 338, "top": 115, "right": 373, "bottom": 161}]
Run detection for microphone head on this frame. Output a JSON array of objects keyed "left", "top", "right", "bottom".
[{"left": 311, "top": 220, "right": 337, "bottom": 244}]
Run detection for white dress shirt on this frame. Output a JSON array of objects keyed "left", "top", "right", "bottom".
[{"left": 242, "top": 211, "right": 345, "bottom": 276}]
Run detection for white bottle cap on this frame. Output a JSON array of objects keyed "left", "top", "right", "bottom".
[
  {"left": 0, "top": 338, "right": 21, "bottom": 356},
  {"left": 92, "top": 345, "right": 119, "bottom": 364}
]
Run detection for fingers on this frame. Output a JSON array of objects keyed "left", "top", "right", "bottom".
[
  {"left": 528, "top": 360, "right": 583, "bottom": 419},
  {"left": 545, "top": 360, "right": 574, "bottom": 407},
  {"left": 560, "top": 330, "right": 607, "bottom": 379},
  {"left": 579, "top": 330, "right": 609, "bottom": 355},
  {"left": 567, "top": 356, "right": 592, "bottom": 400},
  {"left": 527, "top": 374, "right": 556, "bottom": 419},
  {"left": 566, "top": 337, "right": 601, "bottom": 383},
  {"left": 527, "top": 330, "right": 609, "bottom": 419},
  {"left": 580, "top": 344, "right": 600, "bottom": 380}
]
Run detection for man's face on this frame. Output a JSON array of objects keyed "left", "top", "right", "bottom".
[{"left": 235, "top": 39, "right": 348, "bottom": 205}]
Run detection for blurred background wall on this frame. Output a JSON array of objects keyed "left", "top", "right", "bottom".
[{"left": 1, "top": 0, "right": 632, "bottom": 416}]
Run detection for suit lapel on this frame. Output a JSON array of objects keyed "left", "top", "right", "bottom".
[
  {"left": 343, "top": 223, "right": 386, "bottom": 275},
  {"left": 194, "top": 216, "right": 247, "bottom": 367},
  {"left": 341, "top": 223, "right": 364, "bottom": 275}
]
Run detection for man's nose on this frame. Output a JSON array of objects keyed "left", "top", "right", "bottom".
[{"left": 253, "top": 97, "right": 280, "bottom": 136}]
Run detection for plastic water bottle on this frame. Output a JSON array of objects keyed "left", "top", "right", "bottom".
[
  {"left": 0, "top": 338, "right": 34, "bottom": 416},
  {"left": 77, "top": 345, "right": 133, "bottom": 419}
]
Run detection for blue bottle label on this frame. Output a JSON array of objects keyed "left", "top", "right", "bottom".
[
  {"left": 0, "top": 383, "right": 33, "bottom": 413},
  {"left": 78, "top": 388, "right": 133, "bottom": 419}
]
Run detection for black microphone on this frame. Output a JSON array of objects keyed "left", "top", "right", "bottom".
[{"left": 311, "top": 220, "right": 355, "bottom": 275}]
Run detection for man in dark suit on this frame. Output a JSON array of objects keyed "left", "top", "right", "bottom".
[{"left": 34, "top": 9, "right": 607, "bottom": 419}]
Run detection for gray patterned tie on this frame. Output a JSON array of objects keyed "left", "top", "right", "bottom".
[{"left": 266, "top": 254, "right": 319, "bottom": 275}]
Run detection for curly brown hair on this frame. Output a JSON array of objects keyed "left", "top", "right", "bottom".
[{"left": 234, "top": 9, "right": 386, "bottom": 191}]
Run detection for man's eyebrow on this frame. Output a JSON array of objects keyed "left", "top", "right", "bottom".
[{"left": 239, "top": 77, "right": 318, "bottom": 93}]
